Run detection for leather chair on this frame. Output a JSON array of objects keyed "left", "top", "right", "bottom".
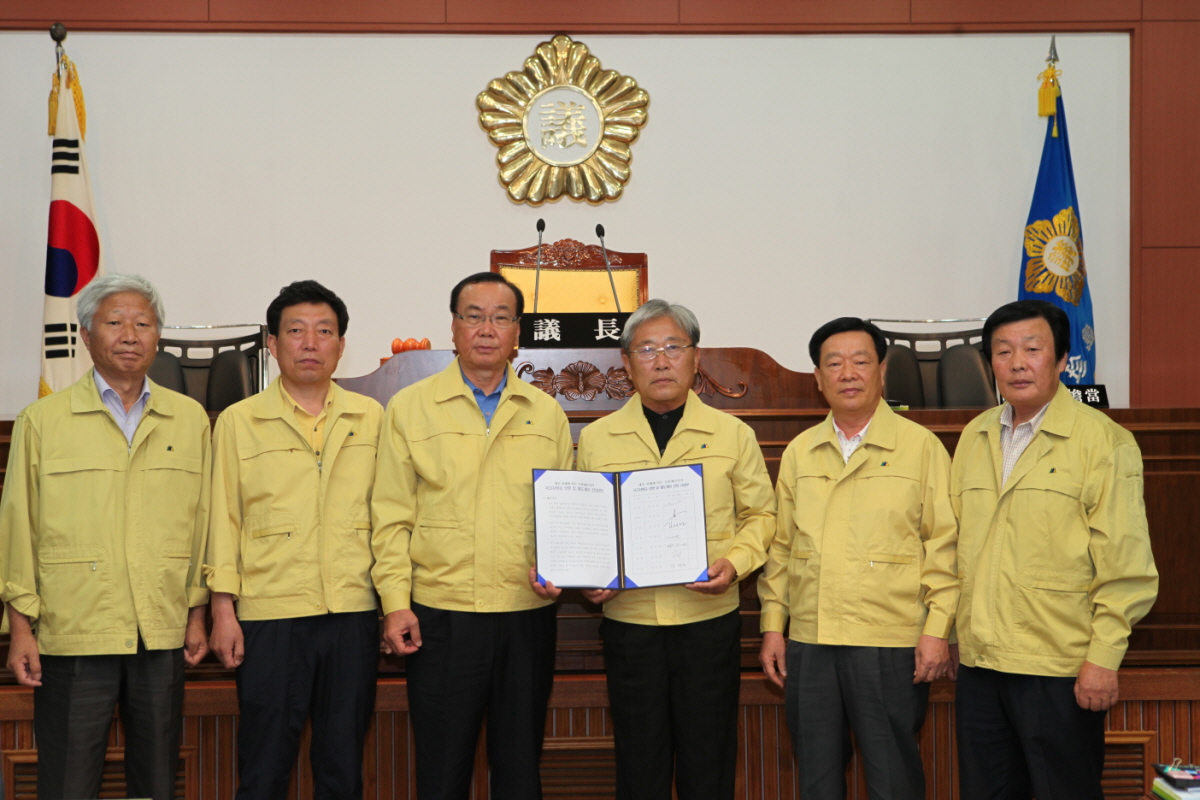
[
  {"left": 206, "top": 348, "right": 253, "bottom": 414},
  {"left": 938, "top": 344, "right": 998, "bottom": 408},
  {"left": 883, "top": 344, "right": 925, "bottom": 408},
  {"left": 147, "top": 350, "right": 187, "bottom": 394},
  {"left": 157, "top": 325, "right": 267, "bottom": 410}
]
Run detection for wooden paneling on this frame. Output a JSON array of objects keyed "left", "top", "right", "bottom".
[
  {"left": 446, "top": 0, "right": 679, "bottom": 26},
  {"left": 1144, "top": 0, "right": 1200, "bottom": 21},
  {"left": 1141, "top": 22, "right": 1200, "bottom": 247},
  {"left": 1137, "top": 249, "right": 1200, "bottom": 406},
  {"left": 210, "top": 0, "right": 445, "bottom": 24},
  {"left": 911, "top": 0, "right": 1143, "bottom": 24},
  {"left": 678, "top": 0, "right": 910, "bottom": 26},
  {"left": 2, "top": 670, "right": 1196, "bottom": 798},
  {"left": 0, "top": 0, "right": 208, "bottom": 22}
]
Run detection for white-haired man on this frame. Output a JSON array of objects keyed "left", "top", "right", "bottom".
[
  {"left": 0, "top": 274, "right": 211, "bottom": 800},
  {"left": 533, "top": 300, "right": 776, "bottom": 800}
]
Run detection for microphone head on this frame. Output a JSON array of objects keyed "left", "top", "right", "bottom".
[
  {"left": 536, "top": 218, "right": 545, "bottom": 233},
  {"left": 596, "top": 224, "right": 605, "bottom": 239}
]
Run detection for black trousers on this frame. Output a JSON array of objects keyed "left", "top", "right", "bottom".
[
  {"left": 405, "top": 602, "right": 558, "bottom": 800},
  {"left": 600, "top": 609, "right": 742, "bottom": 800},
  {"left": 235, "top": 610, "right": 379, "bottom": 800},
  {"left": 35, "top": 640, "right": 185, "bottom": 800},
  {"left": 956, "top": 665, "right": 1107, "bottom": 800},
  {"left": 784, "top": 641, "right": 928, "bottom": 800}
]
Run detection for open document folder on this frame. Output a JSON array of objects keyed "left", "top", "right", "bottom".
[{"left": 533, "top": 464, "right": 709, "bottom": 589}]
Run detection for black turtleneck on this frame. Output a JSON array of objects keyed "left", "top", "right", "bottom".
[{"left": 643, "top": 402, "right": 685, "bottom": 455}]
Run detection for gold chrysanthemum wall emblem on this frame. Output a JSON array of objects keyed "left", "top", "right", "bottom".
[{"left": 477, "top": 35, "right": 649, "bottom": 205}]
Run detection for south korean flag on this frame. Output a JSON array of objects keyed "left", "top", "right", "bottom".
[{"left": 40, "top": 54, "right": 104, "bottom": 397}]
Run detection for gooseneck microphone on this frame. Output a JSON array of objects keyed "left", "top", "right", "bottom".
[
  {"left": 596, "top": 224, "right": 622, "bottom": 314},
  {"left": 534, "top": 218, "right": 545, "bottom": 313}
]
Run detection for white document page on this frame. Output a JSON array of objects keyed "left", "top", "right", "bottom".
[
  {"left": 618, "top": 464, "right": 709, "bottom": 588},
  {"left": 533, "top": 469, "right": 619, "bottom": 589}
]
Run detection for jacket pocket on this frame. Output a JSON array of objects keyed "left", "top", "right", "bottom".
[
  {"left": 409, "top": 517, "right": 466, "bottom": 590},
  {"left": 786, "top": 547, "right": 817, "bottom": 623},
  {"left": 37, "top": 549, "right": 114, "bottom": 637},
  {"left": 242, "top": 514, "right": 301, "bottom": 598},
  {"left": 854, "top": 552, "right": 921, "bottom": 628},
  {"left": 1015, "top": 576, "right": 1092, "bottom": 655},
  {"left": 39, "top": 457, "right": 124, "bottom": 545},
  {"left": 340, "top": 517, "right": 375, "bottom": 592},
  {"left": 142, "top": 453, "right": 204, "bottom": 547},
  {"left": 158, "top": 552, "right": 192, "bottom": 626}
]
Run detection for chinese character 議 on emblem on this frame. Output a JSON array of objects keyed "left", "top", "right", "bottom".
[
  {"left": 539, "top": 101, "right": 588, "bottom": 149},
  {"left": 533, "top": 319, "right": 562, "bottom": 342},
  {"left": 595, "top": 319, "right": 620, "bottom": 341}
]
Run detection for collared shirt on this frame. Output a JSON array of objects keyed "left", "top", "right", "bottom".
[
  {"left": 759, "top": 399, "right": 958, "bottom": 647},
  {"left": 998, "top": 401, "right": 1051, "bottom": 486},
  {"left": 643, "top": 402, "right": 685, "bottom": 455},
  {"left": 462, "top": 368, "right": 508, "bottom": 427},
  {"left": 578, "top": 391, "right": 776, "bottom": 626},
  {"left": 372, "top": 359, "right": 574, "bottom": 615},
  {"left": 281, "top": 383, "right": 332, "bottom": 457},
  {"left": 833, "top": 418, "right": 872, "bottom": 464},
  {"left": 205, "top": 377, "right": 384, "bottom": 621},
  {"left": 0, "top": 371, "right": 211, "bottom": 655},
  {"left": 93, "top": 369, "right": 151, "bottom": 445}
]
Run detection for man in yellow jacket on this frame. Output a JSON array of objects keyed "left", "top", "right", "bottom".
[
  {"left": 535, "top": 299, "right": 776, "bottom": 800},
  {"left": 952, "top": 300, "right": 1158, "bottom": 800},
  {"left": 205, "top": 280, "right": 384, "bottom": 797},
  {"left": 372, "top": 272, "right": 573, "bottom": 800},
  {"left": 0, "top": 274, "right": 210, "bottom": 800},
  {"left": 757, "top": 317, "right": 958, "bottom": 800}
]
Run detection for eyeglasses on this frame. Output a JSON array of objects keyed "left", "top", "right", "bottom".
[
  {"left": 627, "top": 344, "right": 695, "bottom": 362},
  {"left": 454, "top": 312, "right": 519, "bottom": 329}
]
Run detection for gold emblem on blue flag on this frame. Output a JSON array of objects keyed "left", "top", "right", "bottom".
[{"left": 1023, "top": 205, "right": 1085, "bottom": 306}]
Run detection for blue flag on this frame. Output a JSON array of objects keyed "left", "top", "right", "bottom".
[{"left": 1018, "top": 91, "right": 1096, "bottom": 385}]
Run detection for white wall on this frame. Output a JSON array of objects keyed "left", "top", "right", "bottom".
[{"left": 0, "top": 31, "right": 1130, "bottom": 418}]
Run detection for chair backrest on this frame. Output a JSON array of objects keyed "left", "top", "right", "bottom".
[
  {"left": 157, "top": 325, "right": 268, "bottom": 411},
  {"left": 883, "top": 344, "right": 925, "bottom": 408},
  {"left": 870, "top": 320, "right": 986, "bottom": 408},
  {"left": 147, "top": 350, "right": 187, "bottom": 394},
  {"left": 491, "top": 238, "right": 647, "bottom": 313},
  {"left": 938, "top": 344, "right": 998, "bottom": 408},
  {"left": 206, "top": 349, "right": 253, "bottom": 414}
]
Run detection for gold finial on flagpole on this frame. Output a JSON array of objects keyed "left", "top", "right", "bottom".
[
  {"left": 1038, "top": 35, "right": 1062, "bottom": 136},
  {"left": 47, "top": 22, "right": 86, "bottom": 139}
]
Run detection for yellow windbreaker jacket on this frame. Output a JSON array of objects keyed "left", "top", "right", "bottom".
[
  {"left": 577, "top": 392, "right": 776, "bottom": 626},
  {"left": 371, "top": 360, "right": 574, "bottom": 615},
  {"left": 951, "top": 383, "right": 1158, "bottom": 676},
  {"left": 758, "top": 400, "right": 958, "bottom": 647},
  {"left": 0, "top": 372, "right": 210, "bottom": 655},
  {"left": 205, "top": 378, "right": 384, "bottom": 620}
]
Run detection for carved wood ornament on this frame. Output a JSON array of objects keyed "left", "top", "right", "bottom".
[{"left": 517, "top": 361, "right": 747, "bottom": 400}]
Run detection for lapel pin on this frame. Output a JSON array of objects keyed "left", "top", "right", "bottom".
[
  {"left": 880, "top": 461, "right": 888, "bottom": 467},
  {"left": 701, "top": 443, "right": 707, "bottom": 449},
  {"left": 348, "top": 431, "right": 355, "bottom": 436},
  {"left": 526, "top": 419, "right": 532, "bottom": 424},
  {"left": 167, "top": 445, "right": 173, "bottom": 451},
  {"left": 1049, "top": 467, "right": 1056, "bottom": 473}
]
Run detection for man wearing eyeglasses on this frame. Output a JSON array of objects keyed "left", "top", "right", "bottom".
[
  {"left": 372, "top": 272, "right": 573, "bottom": 800},
  {"left": 532, "top": 299, "right": 775, "bottom": 800}
]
